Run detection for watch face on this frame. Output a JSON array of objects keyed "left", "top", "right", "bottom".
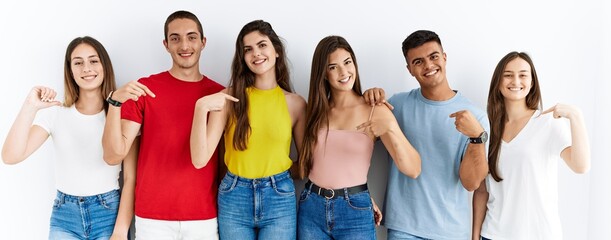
[{"left": 481, "top": 131, "right": 488, "bottom": 143}]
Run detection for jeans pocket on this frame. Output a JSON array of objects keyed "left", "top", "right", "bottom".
[
  {"left": 273, "top": 177, "right": 295, "bottom": 196},
  {"left": 101, "top": 195, "right": 120, "bottom": 210},
  {"left": 347, "top": 192, "right": 372, "bottom": 211},
  {"left": 218, "top": 175, "right": 236, "bottom": 194}
]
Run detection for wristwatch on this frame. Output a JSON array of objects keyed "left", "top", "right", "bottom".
[
  {"left": 469, "top": 131, "right": 488, "bottom": 144},
  {"left": 106, "top": 91, "right": 122, "bottom": 107}
]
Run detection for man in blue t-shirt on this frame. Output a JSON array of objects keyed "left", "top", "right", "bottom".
[{"left": 365, "top": 30, "right": 490, "bottom": 240}]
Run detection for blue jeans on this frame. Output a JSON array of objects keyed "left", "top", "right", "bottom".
[
  {"left": 297, "top": 185, "right": 375, "bottom": 240},
  {"left": 218, "top": 170, "right": 296, "bottom": 240},
  {"left": 387, "top": 229, "right": 431, "bottom": 240},
  {"left": 49, "top": 189, "right": 120, "bottom": 240}
]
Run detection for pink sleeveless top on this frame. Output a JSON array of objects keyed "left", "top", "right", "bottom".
[{"left": 308, "top": 107, "right": 375, "bottom": 189}]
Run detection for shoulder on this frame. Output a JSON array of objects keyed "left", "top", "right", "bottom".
[
  {"left": 201, "top": 75, "right": 225, "bottom": 90},
  {"left": 284, "top": 92, "right": 306, "bottom": 107},
  {"left": 372, "top": 104, "right": 395, "bottom": 120},
  {"left": 389, "top": 89, "right": 418, "bottom": 103}
]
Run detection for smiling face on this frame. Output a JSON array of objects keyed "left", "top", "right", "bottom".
[
  {"left": 405, "top": 41, "right": 447, "bottom": 89},
  {"left": 326, "top": 48, "right": 357, "bottom": 92},
  {"left": 242, "top": 31, "right": 278, "bottom": 77},
  {"left": 164, "top": 18, "right": 206, "bottom": 71},
  {"left": 70, "top": 43, "right": 104, "bottom": 92},
  {"left": 500, "top": 57, "right": 533, "bottom": 103}
]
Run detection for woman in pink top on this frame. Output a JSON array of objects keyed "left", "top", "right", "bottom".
[{"left": 297, "top": 36, "right": 421, "bottom": 240}]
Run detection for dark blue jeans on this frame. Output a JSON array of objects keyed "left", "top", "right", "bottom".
[{"left": 297, "top": 186, "right": 375, "bottom": 240}]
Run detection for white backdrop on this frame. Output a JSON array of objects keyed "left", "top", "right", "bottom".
[{"left": 0, "top": 1, "right": 609, "bottom": 239}]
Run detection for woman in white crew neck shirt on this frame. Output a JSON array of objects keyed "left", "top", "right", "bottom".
[{"left": 1, "top": 36, "right": 138, "bottom": 240}]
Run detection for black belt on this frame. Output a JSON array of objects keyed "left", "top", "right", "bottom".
[{"left": 305, "top": 180, "right": 368, "bottom": 199}]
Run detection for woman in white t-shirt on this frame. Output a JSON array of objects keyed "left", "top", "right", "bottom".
[
  {"left": 471, "top": 51, "right": 591, "bottom": 240},
  {"left": 1, "top": 36, "right": 138, "bottom": 240}
]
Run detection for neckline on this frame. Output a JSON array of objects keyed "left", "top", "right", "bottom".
[{"left": 501, "top": 110, "right": 538, "bottom": 145}]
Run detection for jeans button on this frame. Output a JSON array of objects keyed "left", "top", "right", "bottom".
[{"left": 79, "top": 198, "right": 84, "bottom": 202}]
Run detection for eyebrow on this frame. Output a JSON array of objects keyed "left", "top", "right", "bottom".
[
  {"left": 245, "top": 40, "right": 268, "bottom": 48},
  {"left": 411, "top": 51, "right": 440, "bottom": 65},
  {"left": 169, "top": 32, "right": 199, "bottom": 38},
  {"left": 71, "top": 55, "right": 99, "bottom": 61},
  {"left": 328, "top": 57, "right": 351, "bottom": 67}
]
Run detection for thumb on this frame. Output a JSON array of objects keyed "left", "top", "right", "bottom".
[{"left": 541, "top": 106, "right": 554, "bottom": 115}]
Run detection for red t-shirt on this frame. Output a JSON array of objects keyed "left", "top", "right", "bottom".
[{"left": 121, "top": 71, "right": 224, "bottom": 220}]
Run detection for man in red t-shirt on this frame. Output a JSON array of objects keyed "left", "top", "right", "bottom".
[{"left": 102, "top": 10, "right": 224, "bottom": 239}]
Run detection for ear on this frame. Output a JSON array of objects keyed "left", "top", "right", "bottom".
[
  {"left": 443, "top": 52, "right": 447, "bottom": 61},
  {"left": 201, "top": 36, "right": 207, "bottom": 51},
  {"left": 163, "top": 39, "right": 169, "bottom": 52},
  {"left": 276, "top": 53, "right": 279, "bottom": 58},
  {"left": 406, "top": 64, "right": 414, "bottom": 76}
]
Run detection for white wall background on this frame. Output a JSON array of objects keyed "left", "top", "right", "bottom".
[{"left": 0, "top": 1, "right": 608, "bottom": 239}]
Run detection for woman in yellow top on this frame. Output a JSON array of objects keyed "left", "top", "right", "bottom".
[{"left": 190, "top": 20, "right": 306, "bottom": 240}]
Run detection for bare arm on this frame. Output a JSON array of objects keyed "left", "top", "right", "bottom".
[
  {"left": 544, "top": 104, "right": 590, "bottom": 173},
  {"left": 190, "top": 91, "right": 237, "bottom": 169},
  {"left": 2, "top": 87, "right": 60, "bottom": 164},
  {"left": 102, "top": 81, "right": 152, "bottom": 165},
  {"left": 359, "top": 106, "right": 421, "bottom": 178},
  {"left": 472, "top": 179, "right": 489, "bottom": 240},
  {"left": 286, "top": 93, "right": 306, "bottom": 179},
  {"left": 109, "top": 137, "right": 139, "bottom": 240},
  {"left": 451, "top": 110, "right": 488, "bottom": 191}
]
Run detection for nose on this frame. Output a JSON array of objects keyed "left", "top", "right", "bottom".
[
  {"left": 180, "top": 38, "right": 189, "bottom": 50},
  {"left": 423, "top": 59, "right": 434, "bottom": 70},
  {"left": 83, "top": 62, "right": 92, "bottom": 72},
  {"left": 339, "top": 65, "right": 348, "bottom": 77}
]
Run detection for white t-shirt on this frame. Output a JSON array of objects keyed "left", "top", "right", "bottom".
[
  {"left": 34, "top": 105, "right": 120, "bottom": 196},
  {"left": 482, "top": 111, "right": 571, "bottom": 240}
]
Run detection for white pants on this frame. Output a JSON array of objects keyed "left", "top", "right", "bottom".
[{"left": 135, "top": 216, "right": 219, "bottom": 240}]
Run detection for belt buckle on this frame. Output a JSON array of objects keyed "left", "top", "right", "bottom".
[{"left": 319, "top": 188, "right": 335, "bottom": 199}]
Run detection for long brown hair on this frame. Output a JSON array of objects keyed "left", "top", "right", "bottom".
[
  {"left": 228, "top": 20, "right": 292, "bottom": 151},
  {"left": 63, "top": 36, "right": 116, "bottom": 113},
  {"left": 299, "top": 36, "right": 362, "bottom": 178},
  {"left": 487, "top": 51, "right": 542, "bottom": 181}
]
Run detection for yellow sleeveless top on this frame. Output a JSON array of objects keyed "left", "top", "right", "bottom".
[{"left": 224, "top": 86, "right": 293, "bottom": 178}]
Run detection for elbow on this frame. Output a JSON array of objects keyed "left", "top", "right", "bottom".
[
  {"left": 397, "top": 160, "right": 421, "bottom": 179},
  {"left": 573, "top": 163, "right": 591, "bottom": 174},
  {"left": 462, "top": 180, "right": 481, "bottom": 192},
  {"left": 103, "top": 151, "right": 124, "bottom": 166},
  {"left": 404, "top": 166, "right": 421, "bottom": 179},
  {"left": 191, "top": 157, "right": 209, "bottom": 169},
  {"left": 2, "top": 151, "right": 23, "bottom": 165}
]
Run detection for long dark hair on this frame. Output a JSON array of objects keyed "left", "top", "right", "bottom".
[
  {"left": 299, "top": 35, "right": 361, "bottom": 178},
  {"left": 228, "top": 20, "right": 292, "bottom": 151},
  {"left": 63, "top": 36, "right": 116, "bottom": 113},
  {"left": 487, "top": 51, "right": 542, "bottom": 181}
]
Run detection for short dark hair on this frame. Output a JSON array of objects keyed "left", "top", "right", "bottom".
[
  {"left": 164, "top": 10, "right": 204, "bottom": 41},
  {"left": 401, "top": 30, "right": 442, "bottom": 58}
]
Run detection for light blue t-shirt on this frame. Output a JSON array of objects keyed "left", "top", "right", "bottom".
[{"left": 383, "top": 88, "right": 489, "bottom": 240}]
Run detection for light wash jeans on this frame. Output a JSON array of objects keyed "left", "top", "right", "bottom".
[
  {"left": 297, "top": 186, "right": 375, "bottom": 240},
  {"left": 217, "top": 170, "right": 296, "bottom": 240},
  {"left": 49, "top": 189, "right": 119, "bottom": 240}
]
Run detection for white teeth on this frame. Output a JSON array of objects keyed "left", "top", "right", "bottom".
[
  {"left": 179, "top": 53, "right": 192, "bottom": 57},
  {"left": 339, "top": 76, "right": 350, "bottom": 83},
  {"left": 509, "top": 87, "right": 522, "bottom": 91},
  {"left": 254, "top": 59, "right": 265, "bottom": 64},
  {"left": 425, "top": 70, "right": 438, "bottom": 76},
  {"left": 82, "top": 76, "right": 96, "bottom": 80}
]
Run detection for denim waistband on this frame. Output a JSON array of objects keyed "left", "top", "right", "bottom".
[
  {"left": 56, "top": 189, "right": 119, "bottom": 204},
  {"left": 226, "top": 170, "right": 291, "bottom": 185}
]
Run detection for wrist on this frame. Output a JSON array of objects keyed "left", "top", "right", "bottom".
[{"left": 106, "top": 91, "right": 122, "bottom": 107}]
